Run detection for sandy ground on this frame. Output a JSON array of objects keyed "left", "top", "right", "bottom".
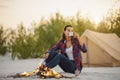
[{"left": 0, "top": 54, "right": 120, "bottom": 80}]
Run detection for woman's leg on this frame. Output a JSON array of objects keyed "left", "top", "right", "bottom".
[
  {"left": 58, "top": 56, "right": 76, "bottom": 73},
  {"left": 45, "top": 52, "right": 58, "bottom": 64},
  {"left": 44, "top": 52, "right": 76, "bottom": 73},
  {"left": 45, "top": 52, "right": 62, "bottom": 68}
]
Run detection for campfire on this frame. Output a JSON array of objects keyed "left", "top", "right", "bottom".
[{"left": 8, "top": 64, "right": 73, "bottom": 79}]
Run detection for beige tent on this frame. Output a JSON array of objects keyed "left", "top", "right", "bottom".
[{"left": 81, "top": 29, "right": 120, "bottom": 67}]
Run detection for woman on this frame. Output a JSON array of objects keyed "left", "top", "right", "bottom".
[{"left": 43, "top": 25, "right": 87, "bottom": 76}]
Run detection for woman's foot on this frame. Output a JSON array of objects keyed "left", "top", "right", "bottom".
[{"left": 75, "top": 69, "right": 80, "bottom": 76}]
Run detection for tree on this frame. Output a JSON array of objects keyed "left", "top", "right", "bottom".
[
  {"left": 74, "top": 12, "right": 95, "bottom": 35},
  {"left": 97, "top": 21, "right": 109, "bottom": 33},
  {"left": 34, "top": 12, "right": 66, "bottom": 54},
  {"left": 105, "top": 8, "right": 120, "bottom": 37},
  {"left": 10, "top": 24, "right": 37, "bottom": 59},
  {"left": 0, "top": 25, "right": 7, "bottom": 55}
]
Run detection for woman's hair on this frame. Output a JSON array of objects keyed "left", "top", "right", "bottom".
[{"left": 62, "top": 25, "right": 73, "bottom": 40}]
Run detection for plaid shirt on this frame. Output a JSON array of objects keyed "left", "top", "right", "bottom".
[{"left": 47, "top": 38, "right": 87, "bottom": 71}]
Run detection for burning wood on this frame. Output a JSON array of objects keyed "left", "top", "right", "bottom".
[{"left": 7, "top": 64, "right": 73, "bottom": 79}]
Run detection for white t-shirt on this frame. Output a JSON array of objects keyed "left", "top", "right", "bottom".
[{"left": 65, "top": 46, "right": 74, "bottom": 60}]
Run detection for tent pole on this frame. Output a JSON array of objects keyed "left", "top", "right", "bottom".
[{"left": 86, "top": 37, "right": 90, "bottom": 67}]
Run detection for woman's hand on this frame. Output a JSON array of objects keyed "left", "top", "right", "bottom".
[
  {"left": 42, "top": 53, "right": 49, "bottom": 59},
  {"left": 73, "top": 32, "right": 80, "bottom": 39},
  {"left": 75, "top": 69, "right": 80, "bottom": 76},
  {"left": 74, "top": 32, "right": 83, "bottom": 44}
]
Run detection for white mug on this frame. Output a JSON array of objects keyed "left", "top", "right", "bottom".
[{"left": 69, "top": 32, "right": 73, "bottom": 37}]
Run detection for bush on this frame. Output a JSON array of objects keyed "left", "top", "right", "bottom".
[{"left": 0, "top": 26, "right": 7, "bottom": 55}]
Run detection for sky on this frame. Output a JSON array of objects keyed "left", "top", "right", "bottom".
[{"left": 0, "top": 0, "right": 120, "bottom": 29}]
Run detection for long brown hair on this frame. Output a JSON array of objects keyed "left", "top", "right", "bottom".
[{"left": 62, "top": 25, "right": 73, "bottom": 40}]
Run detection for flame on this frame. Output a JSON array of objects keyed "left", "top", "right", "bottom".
[
  {"left": 8, "top": 63, "right": 73, "bottom": 79},
  {"left": 17, "top": 64, "right": 62, "bottom": 78},
  {"left": 21, "top": 72, "right": 30, "bottom": 76},
  {"left": 37, "top": 65, "right": 62, "bottom": 78},
  {"left": 20, "top": 69, "right": 39, "bottom": 77}
]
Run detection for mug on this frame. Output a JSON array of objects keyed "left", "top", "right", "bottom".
[{"left": 69, "top": 32, "right": 73, "bottom": 37}]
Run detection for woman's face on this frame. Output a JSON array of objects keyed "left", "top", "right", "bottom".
[{"left": 64, "top": 27, "right": 73, "bottom": 37}]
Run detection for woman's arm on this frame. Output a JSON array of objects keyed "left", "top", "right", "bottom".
[
  {"left": 73, "top": 32, "right": 83, "bottom": 44},
  {"left": 47, "top": 40, "right": 61, "bottom": 53},
  {"left": 43, "top": 40, "right": 61, "bottom": 59},
  {"left": 80, "top": 43, "right": 87, "bottom": 53},
  {"left": 74, "top": 32, "right": 87, "bottom": 52}
]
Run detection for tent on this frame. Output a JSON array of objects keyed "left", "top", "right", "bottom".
[{"left": 81, "top": 29, "right": 120, "bottom": 67}]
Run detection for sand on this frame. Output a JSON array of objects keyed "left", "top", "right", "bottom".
[{"left": 0, "top": 54, "right": 120, "bottom": 80}]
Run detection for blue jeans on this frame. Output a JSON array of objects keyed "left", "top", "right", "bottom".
[{"left": 45, "top": 52, "right": 76, "bottom": 73}]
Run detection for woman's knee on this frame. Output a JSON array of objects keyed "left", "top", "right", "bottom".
[
  {"left": 55, "top": 53, "right": 61, "bottom": 57},
  {"left": 49, "top": 52, "right": 61, "bottom": 58},
  {"left": 48, "top": 52, "right": 57, "bottom": 57}
]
